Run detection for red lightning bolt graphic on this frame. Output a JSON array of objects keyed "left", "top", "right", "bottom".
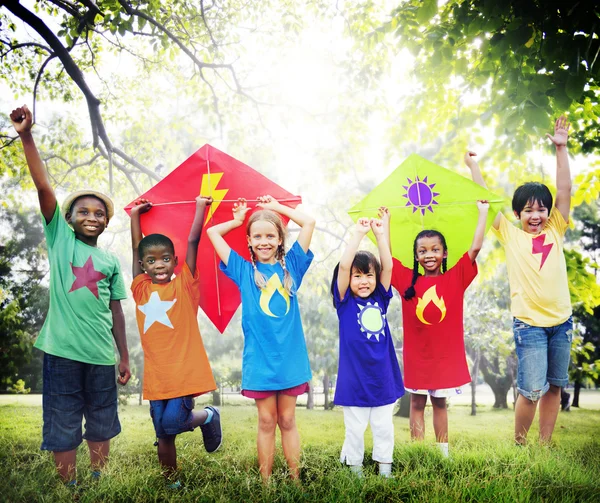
[{"left": 532, "top": 234, "right": 553, "bottom": 270}]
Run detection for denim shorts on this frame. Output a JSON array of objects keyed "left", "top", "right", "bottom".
[
  {"left": 513, "top": 316, "right": 573, "bottom": 401},
  {"left": 149, "top": 396, "right": 195, "bottom": 438},
  {"left": 41, "top": 353, "right": 121, "bottom": 452}
]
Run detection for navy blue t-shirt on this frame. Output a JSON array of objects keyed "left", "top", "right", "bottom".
[{"left": 333, "top": 282, "right": 405, "bottom": 407}]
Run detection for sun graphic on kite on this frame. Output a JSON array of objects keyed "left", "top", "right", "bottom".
[
  {"left": 402, "top": 176, "right": 440, "bottom": 215},
  {"left": 356, "top": 302, "right": 387, "bottom": 342}
]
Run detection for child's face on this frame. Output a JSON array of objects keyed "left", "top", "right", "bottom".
[
  {"left": 350, "top": 265, "right": 377, "bottom": 298},
  {"left": 66, "top": 196, "right": 108, "bottom": 243},
  {"left": 415, "top": 236, "right": 447, "bottom": 276},
  {"left": 140, "top": 245, "right": 177, "bottom": 284},
  {"left": 515, "top": 199, "right": 549, "bottom": 235},
  {"left": 247, "top": 220, "right": 281, "bottom": 264}
]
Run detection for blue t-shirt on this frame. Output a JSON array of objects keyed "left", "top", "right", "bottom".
[
  {"left": 333, "top": 282, "right": 405, "bottom": 407},
  {"left": 220, "top": 241, "right": 313, "bottom": 390}
]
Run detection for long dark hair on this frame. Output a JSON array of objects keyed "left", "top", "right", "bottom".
[
  {"left": 330, "top": 250, "right": 381, "bottom": 307},
  {"left": 403, "top": 230, "right": 448, "bottom": 300}
]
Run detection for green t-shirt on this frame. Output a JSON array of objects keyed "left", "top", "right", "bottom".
[{"left": 34, "top": 204, "right": 127, "bottom": 365}]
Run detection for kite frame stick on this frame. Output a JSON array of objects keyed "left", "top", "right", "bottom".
[
  {"left": 150, "top": 197, "right": 302, "bottom": 207},
  {"left": 347, "top": 199, "right": 505, "bottom": 213}
]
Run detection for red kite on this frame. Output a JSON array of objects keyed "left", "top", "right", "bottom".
[{"left": 124, "top": 144, "right": 301, "bottom": 333}]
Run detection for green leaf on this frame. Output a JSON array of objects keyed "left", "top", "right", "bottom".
[
  {"left": 565, "top": 73, "right": 587, "bottom": 101},
  {"left": 416, "top": 0, "right": 438, "bottom": 24}
]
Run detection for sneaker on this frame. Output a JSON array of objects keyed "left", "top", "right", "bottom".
[{"left": 200, "top": 406, "right": 222, "bottom": 453}]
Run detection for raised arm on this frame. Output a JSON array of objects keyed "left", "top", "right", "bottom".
[
  {"left": 464, "top": 151, "right": 501, "bottom": 230},
  {"left": 257, "top": 195, "right": 316, "bottom": 253},
  {"left": 546, "top": 116, "right": 571, "bottom": 223},
  {"left": 186, "top": 196, "right": 212, "bottom": 273},
  {"left": 10, "top": 105, "right": 56, "bottom": 223},
  {"left": 371, "top": 218, "right": 392, "bottom": 290},
  {"left": 467, "top": 200, "right": 490, "bottom": 262},
  {"left": 378, "top": 206, "right": 391, "bottom": 254},
  {"left": 130, "top": 199, "right": 152, "bottom": 278},
  {"left": 337, "top": 219, "right": 371, "bottom": 299},
  {"left": 206, "top": 198, "right": 249, "bottom": 266}
]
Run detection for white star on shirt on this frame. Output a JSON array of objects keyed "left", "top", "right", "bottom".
[{"left": 137, "top": 291, "right": 177, "bottom": 333}]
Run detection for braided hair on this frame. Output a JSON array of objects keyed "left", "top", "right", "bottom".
[
  {"left": 330, "top": 251, "right": 381, "bottom": 307},
  {"left": 247, "top": 210, "right": 295, "bottom": 296},
  {"left": 403, "top": 230, "right": 448, "bottom": 300}
]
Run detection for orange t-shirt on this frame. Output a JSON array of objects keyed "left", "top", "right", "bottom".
[{"left": 132, "top": 263, "right": 216, "bottom": 400}]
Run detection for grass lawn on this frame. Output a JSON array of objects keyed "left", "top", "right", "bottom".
[{"left": 1, "top": 393, "right": 599, "bottom": 502}]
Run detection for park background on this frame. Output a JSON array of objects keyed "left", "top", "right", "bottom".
[{"left": 0, "top": 0, "right": 599, "bottom": 501}]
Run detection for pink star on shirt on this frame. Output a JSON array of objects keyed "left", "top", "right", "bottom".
[{"left": 69, "top": 256, "right": 107, "bottom": 299}]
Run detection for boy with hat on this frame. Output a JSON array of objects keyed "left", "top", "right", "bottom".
[{"left": 10, "top": 105, "right": 131, "bottom": 484}]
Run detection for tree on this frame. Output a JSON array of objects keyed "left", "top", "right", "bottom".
[
  {"left": 0, "top": 204, "right": 48, "bottom": 391},
  {"left": 376, "top": 0, "right": 600, "bottom": 200}
]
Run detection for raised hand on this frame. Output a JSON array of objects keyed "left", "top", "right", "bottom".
[
  {"left": 197, "top": 195, "right": 213, "bottom": 206},
  {"left": 377, "top": 206, "right": 390, "bottom": 225},
  {"left": 233, "top": 198, "right": 250, "bottom": 223},
  {"left": 464, "top": 151, "right": 478, "bottom": 170},
  {"left": 256, "top": 194, "right": 280, "bottom": 211},
  {"left": 546, "top": 115, "right": 570, "bottom": 148},
  {"left": 131, "top": 198, "right": 153, "bottom": 215},
  {"left": 370, "top": 218, "right": 384, "bottom": 236},
  {"left": 10, "top": 105, "right": 33, "bottom": 135},
  {"left": 356, "top": 217, "right": 371, "bottom": 235},
  {"left": 476, "top": 199, "right": 490, "bottom": 212}
]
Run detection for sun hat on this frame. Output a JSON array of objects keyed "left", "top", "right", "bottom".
[{"left": 62, "top": 190, "right": 115, "bottom": 220}]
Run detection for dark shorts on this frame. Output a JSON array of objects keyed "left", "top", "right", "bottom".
[
  {"left": 41, "top": 353, "right": 120, "bottom": 452},
  {"left": 149, "top": 396, "right": 195, "bottom": 438},
  {"left": 241, "top": 382, "right": 310, "bottom": 399}
]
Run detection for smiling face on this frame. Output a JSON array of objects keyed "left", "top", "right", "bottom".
[
  {"left": 66, "top": 196, "right": 108, "bottom": 246},
  {"left": 247, "top": 219, "right": 282, "bottom": 264},
  {"left": 515, "top": 199, "right": 549, "bottom": 235},
  {"left": 349, "top": 264, "right": 377, "bottom": 298},
  {"left": 140, "top": 245, "right": 178, "bottom": 284},
  {"left": 415, "top": 235, "right": 447, "bottom": 276}
]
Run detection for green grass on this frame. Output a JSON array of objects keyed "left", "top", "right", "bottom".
[{"left": 1, "top": 401, "right": 599, "bottom": 502}]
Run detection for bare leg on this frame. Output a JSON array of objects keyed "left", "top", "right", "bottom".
[
  {"left": 53, "top": 450, "right": 76, "bottom": 482},
  {"left": 514, "top": 393, "right": 539, "bottom": 445},
  {"left": 157, "top": 435, "right": 177, "bottom": 479},
  {"left": 539, "top": 385, "right": 561, "bottom": 443},
  {"left": 189, "top": 409, "right": 209, "bottom": 429},
  {"left": 87, "top": 440, "right": 109, "bottom": 472},
  {"left": 277, "top": 394, "right": 301, "bottom": 480},
  {"left": 430, "top": 397, "right": 448, "bottom": 443},
  {"left": 255, "top": 396, "right": 278, "bottom": 482},
  {"left": 409, "top": 394, "right": 427, "bottom": 440}
]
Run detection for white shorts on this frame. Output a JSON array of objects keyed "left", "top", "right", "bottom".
[{"left": 406, "top": 386, "right": 466, "bottom": 398}]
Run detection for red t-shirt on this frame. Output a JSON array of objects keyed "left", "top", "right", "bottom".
[{"left": 391, "top": 253, "right": 477, "bottom": 390}]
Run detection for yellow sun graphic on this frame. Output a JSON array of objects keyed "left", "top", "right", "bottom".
[{"left": 356, "top": 302, "right": 387, "bottom": 342}]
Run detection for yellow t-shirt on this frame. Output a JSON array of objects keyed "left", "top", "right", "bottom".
[{"left": 492, "top": 210, "right": 572, "bottom": 327}]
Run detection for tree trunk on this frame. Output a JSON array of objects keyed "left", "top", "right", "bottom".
[
  {"left": 395, "top": 394, "right": 410, "bottom": 417},
  {"left": 323, "top": 374, "right": 330, "bottom": 410},
  {"left": 470, "top": 348, "right": 480, "bottom": 416},
  {"left": 479, "top": 355, "right": 512, "bottom": 409},
  {"left": 306, "top": 381, "right": 314, "bottom": 410},
  {"left": 573, "top": 379, "right": 581, "bottom": 408},
  {"left": 212, "top": 388, "right": 221, "bottom": 406},
  {"left": 138, "top": 372, "right": 143, "bottom": 406}
]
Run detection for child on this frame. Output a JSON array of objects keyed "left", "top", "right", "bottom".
[
  {"left": 9, "top": 105, "right": 131, "bottom": 484},
  {"left": 330, "top": 217, "right": 404, "bottom": 478},
  {"left": 130, "top": 197, "right": 222, "bottom": 484},
  {"left": 465, "top": 116, "right": 573, "bottom": 445},
  {"left": 386, "top": 200, "right": 489, "bottom": 457},
  {"left": 207, "top": 195, "right": 315, "bottom": 481}
]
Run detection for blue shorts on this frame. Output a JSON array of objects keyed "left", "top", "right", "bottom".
[
  {"left": 41, "top": 353, "right": 121, "bottom": 452},
  {"left": 513, "top": 316, "right": 573, "bottom": 401},
  {"left": 150, "top": 396, "right": 195, "bottom": 438}
]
